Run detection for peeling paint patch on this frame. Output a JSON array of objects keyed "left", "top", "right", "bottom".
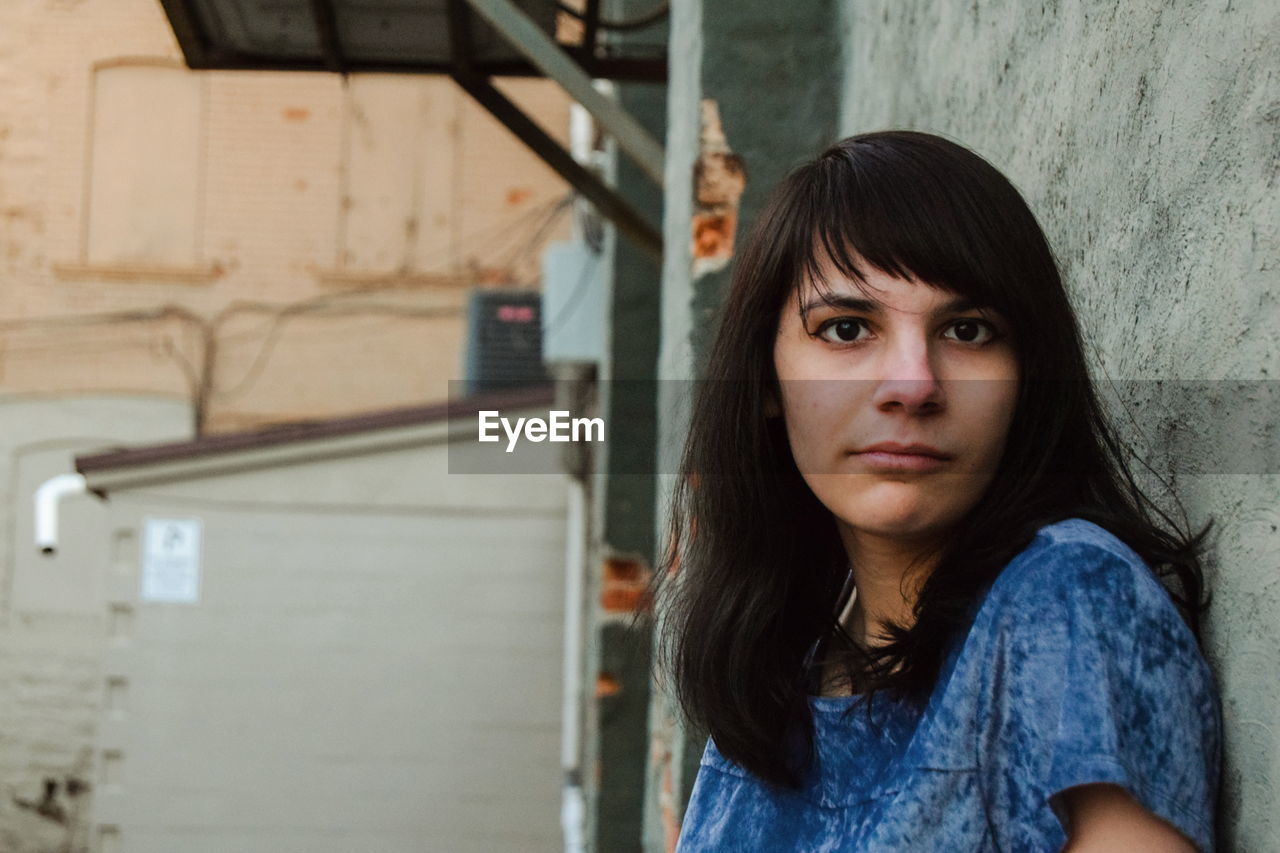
[
  {"left": 596, "top": 672, "right": 621, "bottom": 698},
  {"left": 600, "top": 556, "right": 652, "bottom": 613},
  {"left": 691, "top": 99, "right": 746, "bottom": 277}
]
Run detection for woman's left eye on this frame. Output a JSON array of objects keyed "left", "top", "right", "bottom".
[{"left": 944, "top": 319, "right": 998, "bottom": 344}]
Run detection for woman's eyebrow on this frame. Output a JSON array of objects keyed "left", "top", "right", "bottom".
[
  {"left": 800, "top": 295, "right": 881, "bottom": 315},
  {"left": 936, "top": 296, "right": 991, "bottom": 314},
  {"left": 800, "top": 294, "right": 991, "bottom": 315}
]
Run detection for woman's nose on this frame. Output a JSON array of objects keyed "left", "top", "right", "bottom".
[{"left": 869, "top": 336, "right": 944, "bottom": 414}]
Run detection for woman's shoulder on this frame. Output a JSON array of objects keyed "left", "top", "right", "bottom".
[
  {"left": 965, "top": 515, "right": 1211, "bottom": 672},
  {"left": 984, "top": 517, "right": 1165, "bottom": 613},
  {"left": 964, "top": 517, "right": 1221, "bottom": 852},
  {"left": 1034, "top": 516, "right": 1144, "bottom": 556}
]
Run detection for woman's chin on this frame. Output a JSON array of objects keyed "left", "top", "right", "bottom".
[
  {"left": 827, "top": 493, "right": 957, "bottom": 542},
  {"left": 852, "top": 516, "right": 945, "bottom": 543},
  {"left": 805, "top": 473, "right": 981, "bottom": 542}
]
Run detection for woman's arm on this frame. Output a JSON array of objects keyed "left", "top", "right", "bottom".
[{"left": 1060, "top": 783, "right": 1199, "bottom": 852}]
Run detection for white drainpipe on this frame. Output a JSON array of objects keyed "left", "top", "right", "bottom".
[
  {"left": 34, "top": 473, "right": 87, "bottom": 555},
  {"left": 560, "top": 476, "right": 588, "bottom": 853}
]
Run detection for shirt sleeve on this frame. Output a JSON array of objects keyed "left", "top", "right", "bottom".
[{"left": 975, "top": 539, "right": 1222, "bottom": 852}]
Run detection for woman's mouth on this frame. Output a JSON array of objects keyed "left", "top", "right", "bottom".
[
  {"left": 850, "top": 442, "right": 952, "bottom": 472},
  {"left": 852, "top": 450, "right": 950, "bottom": 472}
]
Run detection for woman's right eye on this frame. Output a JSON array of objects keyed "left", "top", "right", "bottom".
[{"left": 816, "top": 318, "right": 867, "bottom": 344}]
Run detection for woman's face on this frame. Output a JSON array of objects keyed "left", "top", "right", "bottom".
[{"left": 771, "top": 254, "right": 1020, "bottom": 554}]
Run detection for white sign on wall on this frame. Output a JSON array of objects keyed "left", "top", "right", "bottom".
[{"left": 141, "top": 517, "right": 202, "bottom": 603}]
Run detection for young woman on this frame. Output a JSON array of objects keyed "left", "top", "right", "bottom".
[{"left": 653, "top": 131, "right": 1222, "bottom": 851}]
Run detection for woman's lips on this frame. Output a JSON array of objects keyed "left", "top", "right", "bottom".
[{"left": 852, "top": 451, "right": 950, "bottom": 472}]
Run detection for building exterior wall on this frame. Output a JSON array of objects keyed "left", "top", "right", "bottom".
[
  {"left": 576, "top": 4, "right": 668, "bottom": 852},
  {"left": 0, "top": 0, "right": 574, "bottom": 433},
  {"left": 0, "top": 4, "right": 576, "bottom": 846},
  {"left": 0, "top": 394, "right": 191, "bottom": 853},
  {"left": 86, "top": 434, "right": 569, "bottom": 852},
  {"left": 837, "top": 2, "right": 1278, "bottom": 848}
]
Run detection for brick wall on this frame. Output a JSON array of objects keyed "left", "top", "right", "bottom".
[{"left": 0, "top": 0, "right": 574, "bottom": 431}]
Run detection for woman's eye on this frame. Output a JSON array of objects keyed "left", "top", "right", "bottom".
[
  {"left": 944, "top": 319, "right": 998, "bottom": 344},
  {"left": 816, "top": 318, "right": 867, "bottom": 343}
]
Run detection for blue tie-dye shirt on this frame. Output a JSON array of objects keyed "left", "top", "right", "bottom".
[{"left": 676, "top": 518, "right": 1221, "bottom": 852}]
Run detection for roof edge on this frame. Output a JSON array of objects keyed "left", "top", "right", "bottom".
[{"left": 76, "top": 383, "right": 558, "bottom": 475}]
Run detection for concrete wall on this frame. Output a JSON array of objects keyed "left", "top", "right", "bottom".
[
  {"left": 580, "top": 2, "right": 667, "bottom": 848},
  {"left": 837, "top": 1, "right": 1278, "bottom": 849}
]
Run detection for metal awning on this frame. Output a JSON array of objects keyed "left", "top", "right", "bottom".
[{"left": 159, "top": 0, "right": 665, "bottom": 259}]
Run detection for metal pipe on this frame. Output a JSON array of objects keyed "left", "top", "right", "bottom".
[{"left": 560, "top": 474, "right": 588, "bottom": 852}]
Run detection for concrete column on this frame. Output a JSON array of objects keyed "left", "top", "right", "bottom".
[
  {"left": 580, "top": 3, "right": 668, "bottom": 851},
  {"left": 645, "top": 0, "right": 843, "bottom": 848}
]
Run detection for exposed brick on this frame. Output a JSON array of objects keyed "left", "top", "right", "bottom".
[
  {"left": 0, "top": 0, "right": 574, "bottom": 424},
  {"left": 595, "top": 672, "right": 621, "bottom": 698},
  {"left": 600, "top": 556, "right": 653, "bottom": 613},
  {"left": 690, "top": 99, "right": 746, "bottom": 272}
]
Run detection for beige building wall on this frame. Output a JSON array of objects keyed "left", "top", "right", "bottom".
[
  {"left": 82, "top": 417, "right": 569, "bottom": 852},
  {"left": 0, "top": 2, "right": 577, "bottom": 848},
  {"left": 0, "top": 0, "right": 574, "bottom": 432},
  {"left": 0, "top": 394, "right": 192, "bottom": 853}
]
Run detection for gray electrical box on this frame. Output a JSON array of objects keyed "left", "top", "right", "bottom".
[{"left": 540, "top": 240, "right": 605, "bottom": 366}]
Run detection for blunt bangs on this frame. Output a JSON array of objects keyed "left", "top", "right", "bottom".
[{"left": 773, "top": 132, "right": 1050, "bottom": 340}]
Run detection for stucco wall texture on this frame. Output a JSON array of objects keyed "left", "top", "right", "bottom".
[{"left": 838, "top": 1, "right": 1278, "bottom": 849}]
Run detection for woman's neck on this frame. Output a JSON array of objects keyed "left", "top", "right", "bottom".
[{"left": 837, "top": 527, "right": 942, "bottom": 646}]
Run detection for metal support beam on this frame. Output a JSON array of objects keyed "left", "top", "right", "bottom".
[
  {"left": 447, "top": 0, "right": 660, "bottom": 261},
  {"left": 461, "top": 0, "right": 666, "bottom": 188},
  {"left": 450, "top": 68, "right": 662, "bottom": 261},
  {"left": 582, "top": 0, "right": 602, "bottom": 59},
  {"left": 308, "top": 0, "right": 346, "bottom": 73}
]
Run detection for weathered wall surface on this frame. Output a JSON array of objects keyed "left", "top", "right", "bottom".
[
  {"left": 579, "top": 1, "right": 669, "bottom": 847},
  {"left": 838, "top": 1, "right": 1278, "bottom": 848}
]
